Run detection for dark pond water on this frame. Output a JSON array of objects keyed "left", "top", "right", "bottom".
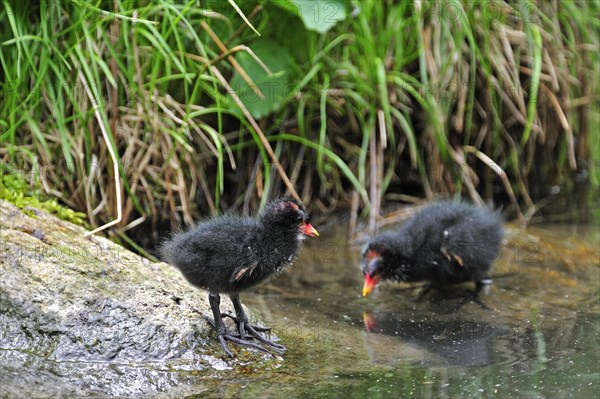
[{"left": 194, "top": 223, "right": 599, "bottom": 399}]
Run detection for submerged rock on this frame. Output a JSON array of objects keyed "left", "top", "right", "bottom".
[{"left": 0, "top": 199, "right": 275, "bottom": 398}]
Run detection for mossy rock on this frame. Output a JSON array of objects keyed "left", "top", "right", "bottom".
[{"left": 0, "top": 199, "right": 278, "bottom": 398}]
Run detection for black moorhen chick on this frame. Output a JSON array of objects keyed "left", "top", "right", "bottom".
[
  {"left": 161, "top": 197, "right": 318, "bottom": 356},
  {"left": 361, "top": 201, "right": 504, "bottom": 307}
]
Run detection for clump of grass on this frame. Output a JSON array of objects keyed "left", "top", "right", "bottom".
[
  {"left": 274, "top": 0, "right": 599, "bottom": 227},
  {"left": 0, "top": 1, "right": 252, "bottom": 240}
]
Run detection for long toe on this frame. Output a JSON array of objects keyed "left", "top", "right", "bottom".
[
  {"left": 241, "top": 320, "right": 272, "bottom": 334},
  {"left": 244, "top": 324, "right": 286, "bottom": 351},
  {"left": 220, "top": 313, "right": 249, "bottom": 339},
  {"left": 223, "top": 333, "right": 272, "bottom": 354},
  {"left": 412, "top": 283, "right": 434, "bottom": 301},
  {"left": 247, "top": 323, "right": 272, "bottom": 332},
  {"left": 217, "top": 335, "right": 234, "bottom": 357},
  {"left": 450, "top": 293, "right": 493, "bottom": 312},
  {"left": 472, "top": 295, "right": 493, "bottom": 310},
  {"left": 221, "top": 314, "right": 284, "bottom": 351},
  {"left": 206, "top": 315, "right": 281, "bottom": 355},
  {"left": 206, "top": 317, "right": 242, "bottom": 338}
]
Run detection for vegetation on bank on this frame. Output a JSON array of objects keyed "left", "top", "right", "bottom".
[
  {"left": 0, "top": 169, "right": 86, "bottom": 225},
  {"left": 1, "top": 0, "right": 598, "bottom": 243}
]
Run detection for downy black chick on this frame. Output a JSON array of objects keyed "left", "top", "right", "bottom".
[
  {"left": 161, "top": 197, "right": 318, "bottom": 356},
  {"left": 362, "top": 201, "right": 504, "bottom": 306}
]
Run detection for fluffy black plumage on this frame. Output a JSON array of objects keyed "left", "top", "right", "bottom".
[
  {"left": 161, "top": 197, "right": 318, "bottom": 356},
  {"left": 361, "top": 201, "right": 504, "bottom": 304}
]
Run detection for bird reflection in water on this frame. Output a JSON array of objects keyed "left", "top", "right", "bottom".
[{"left": 362, "top": 310, "right": 506, "bottom": 367}]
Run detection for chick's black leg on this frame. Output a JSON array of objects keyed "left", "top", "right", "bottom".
[
  {"left": 206, "top": 292, "right": 269, "bottom": 356},
  {"left": 207, "top": 292, "right": 232, "bottom": 356},
  {"left": 412, "top": 283, "right": 435, "bottom": 301},
  {"left": 472, "top": 278, "right": 493, "bottom": 310},
  {"left": 475, "top": 278, "right": 493, "bottom": 295},
  {"left": 226, "top": 293, "right": 286, "bottom": 351},
  {"left": 453, "top": 278, "right": 493, "bottom": 311}
]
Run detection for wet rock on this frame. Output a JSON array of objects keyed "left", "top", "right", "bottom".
[{"left": 0, "top": 199, "right": 273, "bottom": 398}]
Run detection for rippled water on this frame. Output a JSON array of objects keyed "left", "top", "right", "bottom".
[{"left": 212, "top": 223, "right": 600, "bottom": 398}]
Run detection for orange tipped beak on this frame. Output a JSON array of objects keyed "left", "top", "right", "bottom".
[
  {"left": 362, "top": 274, "right": 381, "bottom": 297},
  {"left": 304, "top": 223, "right": 319, "bottom": 237}
]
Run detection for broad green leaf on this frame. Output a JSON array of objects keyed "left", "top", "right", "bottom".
[
  {"left": 278, "top": 0, "right": 347, "bottom": 33},
  {"left": 228, "top": 39, "right": 293, "bottom": 119}
]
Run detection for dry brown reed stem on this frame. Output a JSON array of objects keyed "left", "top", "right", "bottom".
[
  {"left": 200, "top": 21, "right": 264, "bottom": 99},
  {"left": 77, "top": 67, "right": 123, "bottom": 238},
  {"left": 289, "top": 146, "right": 306, "bottom": 194},
  {"left": 208, "top": 45, "right": 272, "bottom": 77},
  {"left": 448, "top": 147, "right": 484, "bottom": 206},
  {"left": 463, "top": 146, "right": 525, "bottom": 226},
  {"left": 375, "top": 204, "right": 422, "bottom": 230},
  {"left": 539, "top": 83, "right": 576, "bottom": 170},
  {"left": 369, "top": 126, "right": 379, "bottom": 237},
  {"left": 452, "top": 63, "right": 469, "bottom": 133},
  {"left": 349, "top": 190, "right": 359, "bottom": 239},
  {"left": 225, "top": 5, "right": 263, "bottom": 46},
  {"left": 367, "top": 109, "right": 388, "bottom": 237}
]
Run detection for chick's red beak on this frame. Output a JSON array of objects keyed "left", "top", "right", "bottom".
[
  {"left": 303, "top": 223, "right": 319, "bottom": 237},
  {"left": 362, "top": 273, "right": 381, "bottom": 297}
]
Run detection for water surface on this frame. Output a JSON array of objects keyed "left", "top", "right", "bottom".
[{"left": 205, "top": 223, "right": 599, "bottom": 398}]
